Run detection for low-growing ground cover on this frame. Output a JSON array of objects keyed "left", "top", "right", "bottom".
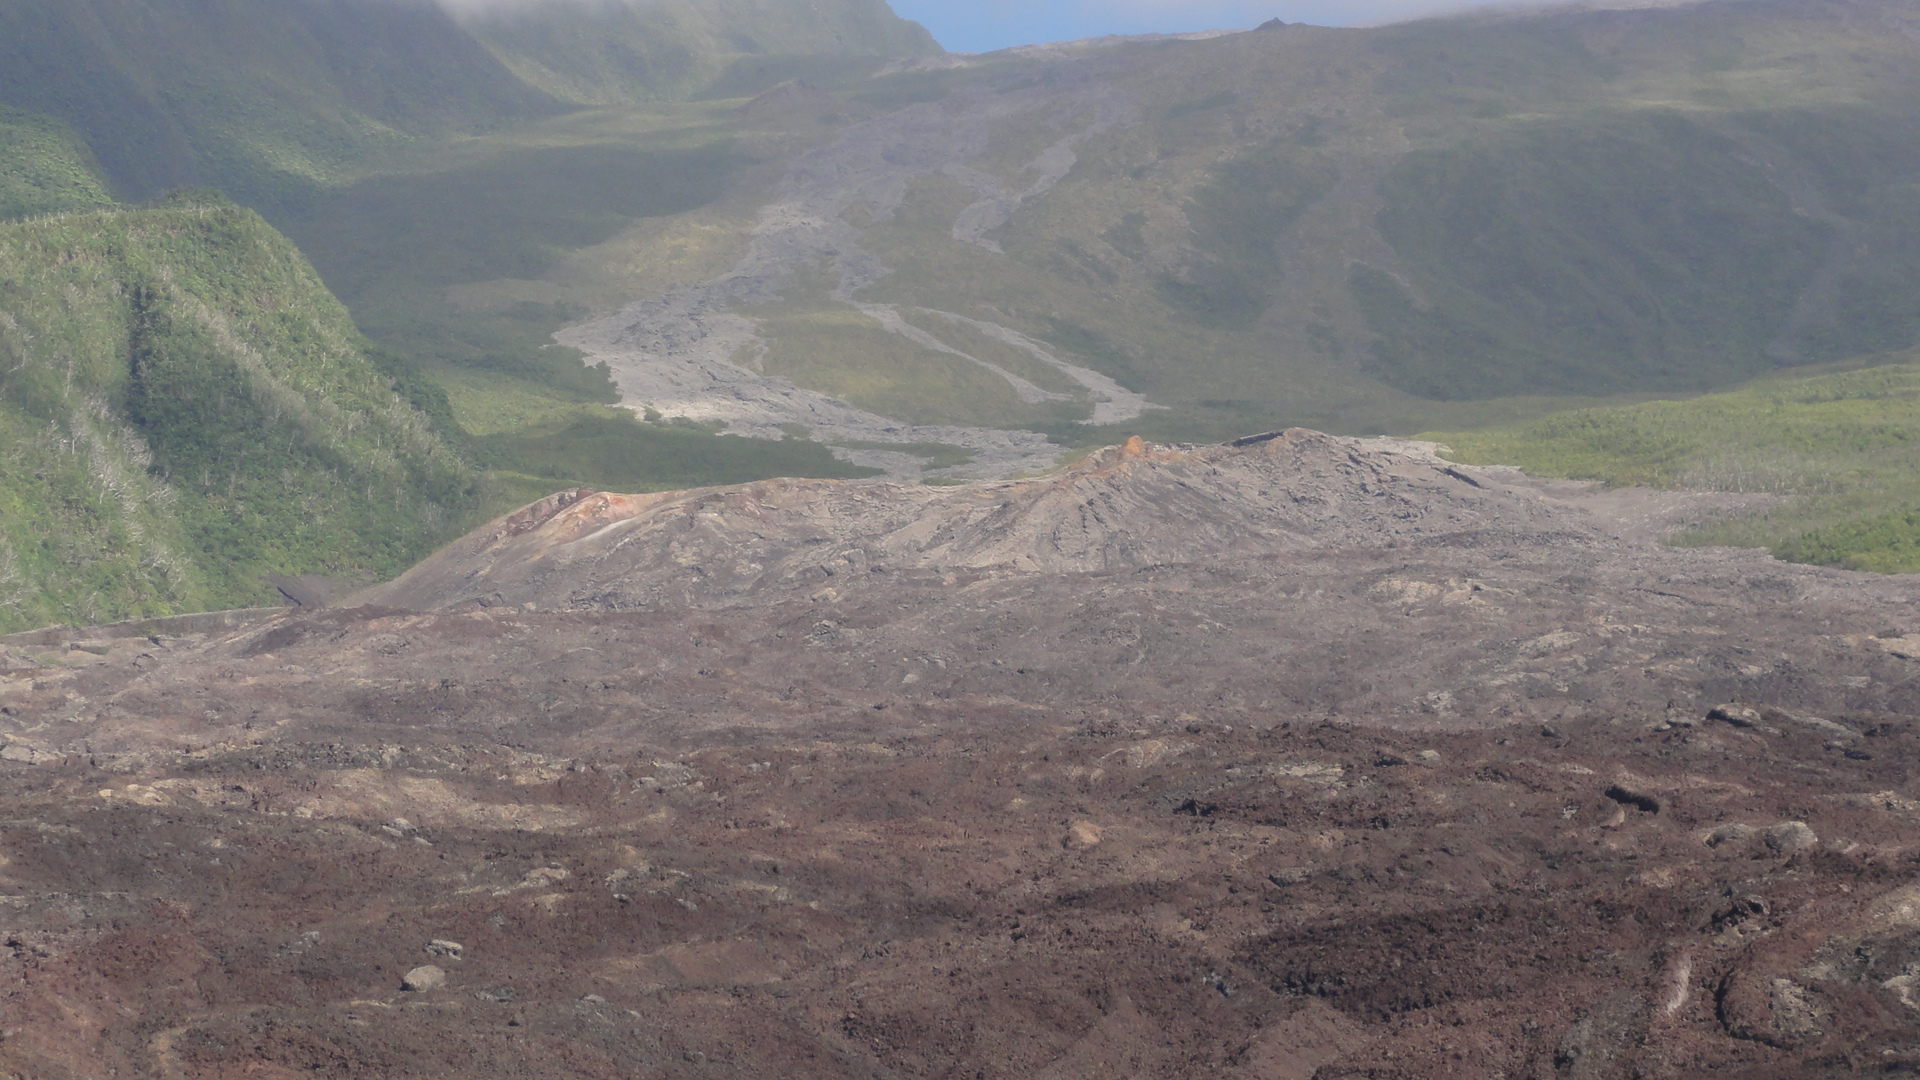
[
  {"left": 0, "top": 106, "right": 117, "bottom": 221},
  {"left": 0, "top": 199, "right": 473, "bottom": 631},
  {"left": 1433, "top": 355, "right": 1920, "bottom": 571}
]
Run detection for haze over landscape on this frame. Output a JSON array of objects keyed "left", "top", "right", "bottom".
[
  {"left": 7, "top": 0, "right": 1920, "bottom": 1076},
  {"left": 893, "top": 0, "right": 1624, "bottom": 52}
]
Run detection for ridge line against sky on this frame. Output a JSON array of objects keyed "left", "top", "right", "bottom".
[
  {"left": 886, "top": 0, "right": 1302, "bottom": 53},
  {"left": 885, "top": 0, "right": 1700, "bottom": 53}
]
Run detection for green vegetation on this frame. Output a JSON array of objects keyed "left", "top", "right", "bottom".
[
  {"left": 0, "top": 106, "right": 117, "bottom": 220},
  {"left": 274, "top": 132, "right": 755, "bottom": 396},
  {"left": 901, "top": 311, "right": 1084, "bottom": 399},
  {"left": 1361, "top": 108, "right": 1884, "bottom": 399},
  {"left": 1430, "top": 357, "right": 1920, "bottom": 572},
  {"left": 473, "top": 409, "right": 877, "bottom": 494},
  {"left": 1156, "top": 135, "right": 1337, "bottom": 329},
  {"left": 826, "top": 440, "right": 976, "bottom": 470},
  {"left": 1342, "top": 9, "right": 1920, "bottom": 401},
  {"left": 266, "top": 100, "right": 902, "bottom": 501},
  {"left": 753, "top": 303, "right": 1045, "bottom": 426},
  {"left": 0, "top": 0, "right": 564, "bottom": 203},
  {"left": 0, "top": 0, "right": 934, "bottom": 632},
  {"left": 0, "top": 199, "right": 472, "bottom": 631},
  {"left": 14, "top": 0, "right": 1920, "bottom": 449},
  {"left": 15, "top": 0, "right": 1920, "bottom": 628},
  {"left": 843, "top": 6, "right": 1920, "bottom": 433},
  {"left": 0, "top": 0, "right": 936, "bottom": 206}
]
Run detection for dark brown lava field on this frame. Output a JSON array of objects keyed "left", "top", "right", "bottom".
[{"left": 6, "top": 431, "right": 1920, "bottom": 1079}]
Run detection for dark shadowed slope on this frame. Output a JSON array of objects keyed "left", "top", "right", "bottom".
[
  {"left": 0, "top": 0, "right": 939, "bottom": 203},
  {"left": 0, "top": 0, "right": 564, "bottom": 202}
]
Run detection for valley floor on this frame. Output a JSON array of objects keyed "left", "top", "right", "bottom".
[{"left": 551, "top": 80, "right": 1155, "bottom": 481}]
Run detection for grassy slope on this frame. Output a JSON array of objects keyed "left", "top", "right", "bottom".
[
  {"left": 1340, "top": 4, "right": 1920, "bottom": 573},
  {"left": 0, "top": 0, "right": 566, "bottom": 204},
  {"left": 471, "top": 408, "right": 871, "bottom": 500},
  {"left": 835, "top": 2, "right": 1920, "bottom": 438},
  {"left": 17, "top": 0, "right": 1920, "bottom": 541},
  {"left": 0, "top": 0, "right": 938, "bottom": 204},
  {"left": 12, "top": 0, "right": 1919, "bottom": 446},
  {"left": 0, "top": 0, "right": 931, "bottom": 498},
  {"left": 1348, "top": 4, "right": 1920, "bottom": 399},
  {"left": 305, "top": 7, "right": 1888, "bottom": 456},
  {"left": 844, "top": 38, "right": 1544, "bottom": 439},
  {"left": 0, "top": 200, "right": 475, "bottom": 632},
  {"left": 0, "top": 106, "right": 118, "bottom": 220},
  {"left": 459, "top": 0, "right": 941, "bottom": 106},
  {"left": 1429, "top": 356, "right": 1920, "bottom": 572}
]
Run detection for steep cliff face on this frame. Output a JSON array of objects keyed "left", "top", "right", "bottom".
[{"left": 0, "top": 199, "right": 472, "bottom": 631}]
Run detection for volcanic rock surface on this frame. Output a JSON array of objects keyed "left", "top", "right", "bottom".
[{"left": 6, "top": 431, "right": 1920, "bottom": 1078}]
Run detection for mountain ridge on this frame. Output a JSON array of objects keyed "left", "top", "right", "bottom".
[
  {"left": 0, "top": 0, "right": 940, "bottom": 203},
  {"left": 15, "top": 0, "right": 1920, "bottom": 625},
  {"left": 457, "top": 0, "right": 942, "bottom": 106}
]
